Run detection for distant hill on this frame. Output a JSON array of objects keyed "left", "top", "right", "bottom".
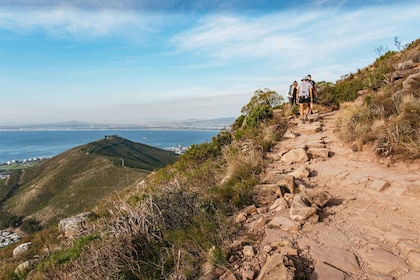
[
  {"left": 1, "top": 136, "right": 178, "bottom": 226},
  {"left": 0, "top": 117, "right": 235, "bottom": 130}
]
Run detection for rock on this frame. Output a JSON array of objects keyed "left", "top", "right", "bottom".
[
  {"left": 219, "top": 271, "right": 237, "bottom": 280},
  {"left": 307, "top": 148, "right": 330, "bottom": 159},
  {"left": 13, "top": 242, "right": 32, "bottom": 258},
  {"left": 243, "top": 245, "right": 255, "bottom": 257},
  {"left": 14, "top": 260, "right": 31, "bottom": 274},
  {"left": 263, "top": 245, "right": 273, "bottom": 253},
  {"left": 318, "top": 227, "right": 352, "bottom": 248},
  {"left": 269, "top": 198, "right": 289, "bottom": 211},
  {"left": 398, "top": 60, "right": 414, "bottom": 70},
  {"left": 256, "top": 253, "right": 294, "bottom": 280},
  {"left": 229, "top": 240, "right": 243, "bottom": 252},
  {"left": 361, "top": 249, "right": 408, "bottom": 275},
  {"left": 0, "top": 230, "right": 21, "bottom": 248},
  {"left": 241, "top": 268, "right": 256, "bottom": 280},
  {"left": 367, "top": 179, "right": 390, "bottom": 192},
  {"left": 383, "top": 230, "right": 419, "bottom": 245},
  {"left": 262, "top": 173, "right": 295, "bottom": 194},
  {"left": 399, "top": 271, "right": 420, "bottom": 280},
  {"left": 407, "top": 251, "right": 420, "bottom": 271},
  {"left": 310, "top": 262, "right": 345, "bottom": 280},
  {"left": 290, "top": 193, "right": 317, "bottom": 221},
  {"left": 403, "top": 71, "right": 420, "bottom": 96},
  {"left": 298, "top": 122, "right": 322, "bottom": 134},
  {"left": 288, "top": 166, "right": 310, "bottom": 179},
  {"left": 267, "top": 216, "right": 300, "bottom": 232},
  {"left": 241, "top": 205, "right": 258, "bottom": 216},
  {"left": 246, "top": 217, "right": 267, "bottom": 231},
  {"left": 235, "top": 213, "right": 247, "bottom": 223},
  {"left": 301, "top": 188, "right": 332, "bottom": 207},
  {"left": 309, "top": 246, "right": 361, "bottom": 274},
  {"left": 283, "top": 131, "right": 297, "bottom": 139},
  {"left": 281, "top": 148, "right": 309, "bottom": 164},
  {"left": 280, "top": 246, "right": 298, "bottom": 256},
  {"left": 58, "top": 212, "right": 92, "bottom": 239},
  {"left": 253, "top": 184, "right": 282, "bottom": 203},
  {"left": 396, "top": 240, "right": 420, "bottom": 256}
]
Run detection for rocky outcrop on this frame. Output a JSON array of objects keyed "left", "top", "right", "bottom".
[
  {"left": 0, "top": 230, "right": 20, "bottom": 248},
  {"left": 58, "top": 212, "right": 92, "bottom": 239}
]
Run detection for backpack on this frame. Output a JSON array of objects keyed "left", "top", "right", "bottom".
[{"left": 287, "top": 85, "right": 293, "bottom": 98}]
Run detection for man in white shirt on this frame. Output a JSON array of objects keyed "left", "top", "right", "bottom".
[{"left": 297, "top": 76, "right": 313, "bottom": 124}]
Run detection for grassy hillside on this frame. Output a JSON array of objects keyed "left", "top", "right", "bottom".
[{"left": 1, "top": 136, "right": 178, "bottom": 227}]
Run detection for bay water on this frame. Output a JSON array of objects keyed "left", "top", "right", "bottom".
[{"left": 0, "top": 130, "right": 220, "bottom": 163}]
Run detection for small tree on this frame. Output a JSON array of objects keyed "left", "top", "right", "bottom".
[
  {"left": 241, "top": 88, "right": 283, "bottom": 115},
  {"left": 394, "top": 36, "right": 402, "bottom": 51},
  {"left": 375, "top": 45, "right": 388, "bottom": 56}
]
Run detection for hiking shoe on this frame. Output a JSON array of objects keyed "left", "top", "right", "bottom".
[
  {"left": 305, "top": 115, "right": 309, "bottom": 121},
  {"left": 301, "top": 119, "right": 305, "bottom": 124},
  {"left": 310, "top": 110, "right": 313, "bottom": 115}
]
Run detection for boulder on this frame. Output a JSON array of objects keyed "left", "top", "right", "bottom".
[
  {"left": 13, "top": 242, "right": 32, "bottom": 258},
  {"left": 256, "top": 253, "right": 294, "bottom": 280},
  {"left": 403, "top": 72, "right": 420, "bottom": 96},
  {"left": 290, "top": 193, "right": 317, "bottom": 221},
  {"left": 281, "top": 148, "right": 309, "bottom": 164},
  {"left": 14, "top": 260, "right": 31, "bottom": 274},
  {"left": 58, "top": 212, "right": 92, "bottom": 239},
  {"left": 269, "top": 198, "right": 289, "bottom": 211},
  {"left": 267, "top": 216, "right": 300, "bottom": 232},
  {"left": 288, "top": 166, "right": 310, "bottom": 180},
  {"left": 307, "top": 148, "right": 330, "bottom": 159},
  {"left": 301, "top": 188, "right": 332, "bottom": 207}
]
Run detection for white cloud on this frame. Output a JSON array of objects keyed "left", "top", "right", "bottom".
[{"left": 0, "top": 6, "right": 158, "bottom": 39}]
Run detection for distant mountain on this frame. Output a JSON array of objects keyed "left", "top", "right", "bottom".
[
  {"left": 0, "top": 117, "right": 236, "bottom": 130},
  {"left": 1, "top": 136, "right": 178, "bottom": 226}
]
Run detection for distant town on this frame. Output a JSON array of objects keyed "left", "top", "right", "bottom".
[{"left": 0, "top": 157, "right": 50, "bottom": 179}]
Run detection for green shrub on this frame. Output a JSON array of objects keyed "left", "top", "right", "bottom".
[{"left": 244, "top": 104, "right": 273, "bottom": 128}]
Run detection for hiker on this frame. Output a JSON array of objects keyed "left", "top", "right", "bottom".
[
  {"left": 307, "top": 74, "right": 317, "bottom": 114},
  {"left": 297, "top": 76, "right": 313, "bottom": 124},
  {"left": 287, "top": 80, "right": 298, "bottom": 110}
]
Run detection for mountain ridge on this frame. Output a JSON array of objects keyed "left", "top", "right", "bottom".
[{"left": 1, "top": 136, "right": 178, "bottom": 227}]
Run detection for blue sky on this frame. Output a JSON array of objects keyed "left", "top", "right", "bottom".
[{"left": 0, "top": 0, "right": 419, "bottom": 125}]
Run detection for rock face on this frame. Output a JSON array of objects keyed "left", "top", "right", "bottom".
[{"left": 204, "top": 109, "right": 420, "bottom": 279}]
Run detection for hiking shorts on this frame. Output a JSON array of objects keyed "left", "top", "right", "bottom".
[{"left": 298, "top": 95, "right": 310, "bottom": 104}]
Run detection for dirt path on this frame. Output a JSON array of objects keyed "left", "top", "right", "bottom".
[
  {"left": 293, "top": 111, "right": 420, "bottom": 280},
  {"left": 219, "top": 111, "right": 420, "bottom": 280}
]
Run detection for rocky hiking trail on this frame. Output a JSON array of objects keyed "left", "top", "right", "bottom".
[{"left": 210, "top": 111, "right": 420, "bottom": 280}]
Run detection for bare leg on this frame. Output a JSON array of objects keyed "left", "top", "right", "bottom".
[{"left": 300, "top": 104, "right": 305, "bottom": 123}]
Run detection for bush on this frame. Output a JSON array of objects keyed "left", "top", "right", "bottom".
[
  {"left": 244, "top": 104, "right": 273, "bottom": 128},
  {"left": 20, "top": 218, "right": 42, "bottom": 234}
]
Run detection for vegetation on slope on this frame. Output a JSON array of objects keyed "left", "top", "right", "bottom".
[
  {"left": 0, "top": 136, "right": 178, "bottom": 229},
  {"left": 2, "top": 37, "right": 419, "bottom": 279},
  {"left": 331, "top": 39, "right": 420, "bottom": 159},
  {"left": 0, "top": 89, "right": 285, "bottom": 279}
]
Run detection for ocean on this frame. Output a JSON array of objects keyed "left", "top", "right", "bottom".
[{"left": 0, "top": 130, "right": 220, "bottom": 163}]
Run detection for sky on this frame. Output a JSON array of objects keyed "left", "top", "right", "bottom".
[{"left": 0, "top": 0, "right": 419, "bottom": 125}]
